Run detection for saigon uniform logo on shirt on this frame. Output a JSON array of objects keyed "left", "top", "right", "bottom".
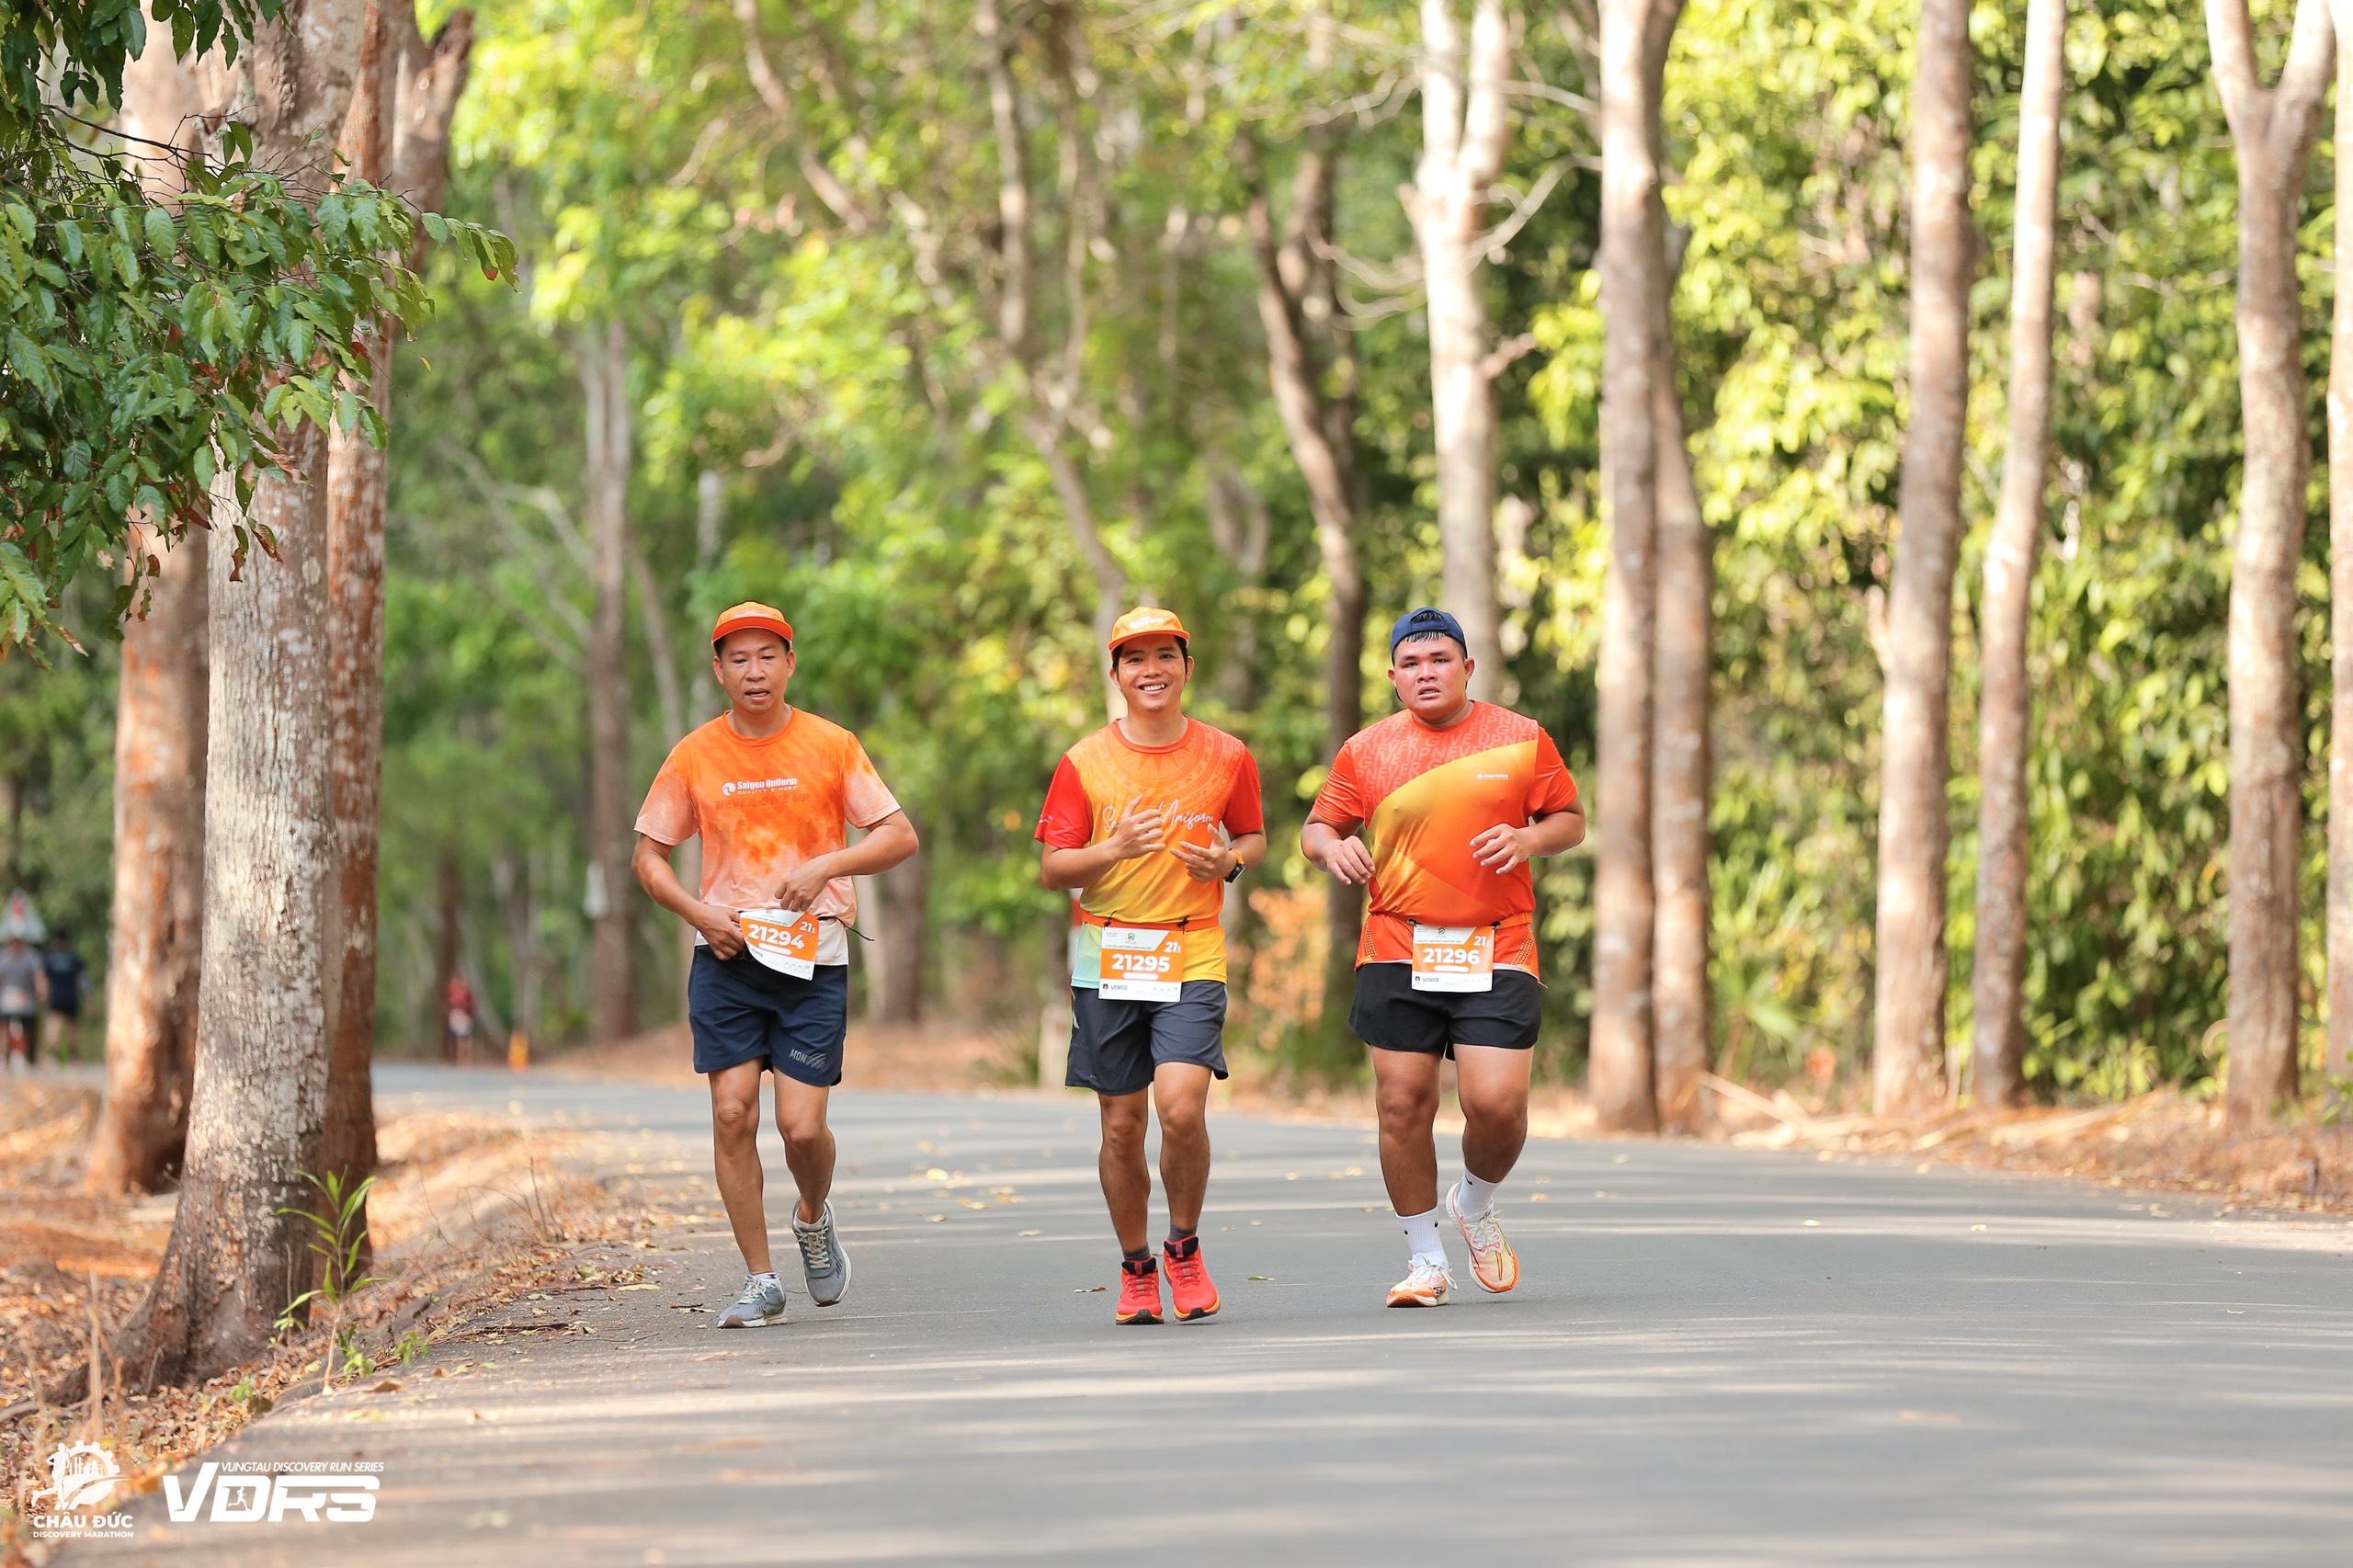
[{"left": 720, "top": 777, "right": 800, "bottom": 797}]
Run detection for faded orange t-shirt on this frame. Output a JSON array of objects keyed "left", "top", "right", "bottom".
[
  {"left": 1307, "top": 702, "right": 1578, "bottom": 976},
  {"left": 1034, "top": 720, "right": 1264, "bottom": 985},
  {"left": 636, "top": 708, "right": 902, "bottom": 964}
]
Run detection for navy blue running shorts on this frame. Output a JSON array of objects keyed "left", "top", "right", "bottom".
[
  {"left": 1349, "top": 961, "right": 1541, "bottom": 1055},
  {"left": 688, "top": 948, "right": 849, "bottom": 1085},
  {"left": 1066, "top": 980, "right": 1228, "bottom": 1096}
]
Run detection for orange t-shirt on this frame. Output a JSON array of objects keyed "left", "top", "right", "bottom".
[
  {"left": 1034, "top": 720, "right": 1265, "bottom": 985},
  {"left": 636, "top": 709, "right": 902, "bottom": 964},
  {"left": 1307, "top": 702, "right": 1578, "bottom": 975}
]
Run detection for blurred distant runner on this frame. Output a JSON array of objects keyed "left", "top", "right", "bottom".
[
  {"left": 634, "top": 602, "right": 919, "bottom": 1328},
  {"left": 444, "top": 974, "right": 477, "bottom": 1064},
  {"left": 41, "top": 931, "right": 85, "bottom": 1063},
  {"left": 1302, "top": 608, "right": 1585, "bottom": 1308},
  {"left": 0, "top": 933, "right": 40, "bottom": 1069},
  {"left": 1036, "top": 608, "right": 1266, "bottom": 1325}
]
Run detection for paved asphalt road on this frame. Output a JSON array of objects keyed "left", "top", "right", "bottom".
[{"left": 74, "top": 1062, "right": 2353, "bottom": 1566}]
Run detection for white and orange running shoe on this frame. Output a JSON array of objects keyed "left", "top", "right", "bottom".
[
  {"left": 1385, "top": 1256, "right": 1455, "bottom": 1308},
  {"left": 1448, "top": 1184, "right": 1520, "bottom": 1294}
]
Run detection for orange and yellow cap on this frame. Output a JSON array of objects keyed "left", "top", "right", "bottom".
[
  {"left": 1107, "top": 605, "right": 1189, "bottom": 653},
  {"left": 711, "top": 601, "right": 793, "bottom": 651}
]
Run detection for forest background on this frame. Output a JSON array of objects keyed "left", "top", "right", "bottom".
[{"left": 12, "top": 0, "right": 2312, "bottom": 1109}]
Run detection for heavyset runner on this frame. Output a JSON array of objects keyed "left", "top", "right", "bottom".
[{"left": 633, "top": 598, "right": 1584, "bottom": 1325}]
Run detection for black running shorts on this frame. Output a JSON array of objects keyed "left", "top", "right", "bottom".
[
  {"left": 1349, "top": 961, "right": 1541, "bottom": 1055},
  {"left": 688, "top": 948, "right": 849, "bottom": 1085},
  {"left": 1066, "top": 980, "right": 1229, "bottom": 1096}
]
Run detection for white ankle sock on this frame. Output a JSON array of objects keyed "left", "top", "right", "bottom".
[
  {"left": 753, "top": 1270, "right": 780, "bottom": 1288},
  {"left": 1399, "top": 1207, "right": 1446, "bottom": 1267},
  {"left": 1455, "top": 1169, "right": 1503, "bottom": 1217}
]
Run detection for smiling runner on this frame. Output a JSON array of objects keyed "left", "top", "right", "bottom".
[
  {"left": 1302, "top": 608, "right": 1586, "bottom": 1308},
  {"left": 633, "top": 601, "right": 920, "bottom": 1328},
  {"left": 1036, "top": 608, "right": 1267, "bottom": 1325}
]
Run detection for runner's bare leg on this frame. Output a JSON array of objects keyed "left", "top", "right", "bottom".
[
  {"left": 1371, "top": 1049, "right": 1443, "bottom": 1217},
  {"left": 1453, "top": 1044, "right": 1533, "bottom": 1186},
  {"left": 771, "top": 1077, "right": 835, "bottom": 1224},
  {"left": 1097, "top": 1088, "right": 1152, "bottom": 1253},
  {"left": 1152, "top": 1062, "right": 1213, "bottom": 1233},
  {"left": 708, "top": 1061, "right": 773, "bottom": 1273}
]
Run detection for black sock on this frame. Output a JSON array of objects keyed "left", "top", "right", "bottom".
[
  {"left": 1122, "top": 1247, "right": 1153, "bottom": 1267},
  {"left": 1165, "top": 1226, "right": 1197, "bottom": 1255}
]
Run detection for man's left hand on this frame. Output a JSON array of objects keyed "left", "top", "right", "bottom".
[
  {"left": 1172, "top": 840, "right": 1235, "bottom": 884},
  {"left": 1470, "top": 824, "right": 1530, "bottom": 873},
  {"left": 775, "top": 856, "right": 836, "bottom": 914}
]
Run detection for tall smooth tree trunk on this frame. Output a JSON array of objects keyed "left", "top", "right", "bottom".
[
  {"left": 1971, "top": 0, "right": 2066, "bottom": 1111},
  {"left": 1410, "top": 0, "right": 1513, "bottom": 696},
  {"left": 579, "top": 319, "right": 637, "bottom": 1042},
  {"left": 1872, "top": 0, "right": 1974, "bottom": 1118},
  {"left": 102, "top": 0, "right": 369, "bottom": 1392},
  {"left": 85, "top": 19, "right": 215, "bottom": 1198},
  {"left": 2207, "top": 0, "right": 2333, "bottom": 1126},
  {"left": 1591, "top": 0, "right": 1678, "bottom": 1131},
  {"left": 1242, "top": 131, "right": 1368, "bottom": 1066},
  {"left": 322, "top": 0, "right": 473, "bottom": 1199},
  {"left": 2329, "top": 0, "right": 2353, "bottom": 1108},
  {"left": 870, "top": 845, "right": 926, "bottom": 1026},
  {"left": 1651, "top": 222, "right": 1710, "bottom": 1131}
]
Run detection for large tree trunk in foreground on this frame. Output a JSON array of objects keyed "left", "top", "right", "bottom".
[
  {"left": 2208, "top": 0, "right": 2333, "bottom": 1125},
  {"left": 108, "top": 0, "right": 369, "bottom": 1391},
  {"left": 2330, "top": 0, "right": 2353, "bottom": 1109},
  {"left": 1410, "top": 0, "right": 1513, "bottom": 697},
  {"left": 580, "top": 319, "right": 637, "bottom": 1042},
  {"left": 321, "top": 0, "right": 473, "bottom": 1204},
  {"left": 1590, "top": 0, "right": 1679, "bottom": 1132},
  {"left": 1872, "top": 0, "right": 1974, "bottom": 1118},
  {"left": 85, "top": 21, "right": 216, "bottom": 1198},
  {"left": 1243, "top": 131, "right": 1367, "bottom": 1066},
  {"left": 1971, "top": 0, "right": 2066, "bottom": 1112}
]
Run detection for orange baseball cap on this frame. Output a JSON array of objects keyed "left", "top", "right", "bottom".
[
  {"left": 1107, "top": 605, "right": 1189, "bottom": 653},
  {"left": 710, "top": 601, "right": 793, "bottom": 650}
]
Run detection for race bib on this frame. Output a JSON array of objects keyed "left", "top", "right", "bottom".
[
  {"left": 1411, "top": 925, "right": 1495, "bottom": 993},
  {"left": 739, "top": 910, "right": 821, "bottom": 979},
  {"left": 0, "top": 986, "right": 28, "bottom": 1014},
  {"left": 1098, "top": 925, "right": 1182, "bottom": 1002}
]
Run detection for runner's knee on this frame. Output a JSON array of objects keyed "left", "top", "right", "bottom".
[
  {"left": 711, "top": 1095, "right": 761, "bottom": 1144},
  {"left": 1099, "top": 1096, "right": 1149, "bottom": 1152},
  {"left": 1375, "top": 1073, "right": 1439, "bottom": 1127}
]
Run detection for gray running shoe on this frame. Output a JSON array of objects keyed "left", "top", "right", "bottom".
[
  {"left": 793, "top": 1201, "right": 852, "bottom": 1306},
  {"left": 717, "top": 1273, "right": 788, "bottom": 1329}
]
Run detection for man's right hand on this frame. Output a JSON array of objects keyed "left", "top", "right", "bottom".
[
  {"left": 693, "top": 904, "right": 746, "bottom": 960},
  {"left": 1102, "top": 798, "right": 1167, "bottom": 862}
]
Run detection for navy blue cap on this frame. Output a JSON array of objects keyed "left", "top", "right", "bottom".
[{"left": 1389, "top": 607, "right": 1469, "bottom": 658}]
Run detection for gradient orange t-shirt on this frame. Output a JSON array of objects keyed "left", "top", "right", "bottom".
[
  {"left": 1308, "top": 702, "right": 1578, "bottom": 976},
  {"left": 1034, "top": 720, "right": 1265, "bottom": 986},
  {"left": 636, "top": 708, "right": 902, "bottom": 964}
]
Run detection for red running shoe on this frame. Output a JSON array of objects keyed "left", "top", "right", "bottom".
[
  {"left": 1163, "top": 1234, "right": 1222, "bottom": 1322},
  {"left": 1115, "top": 1257, "right": 1164, "bottom": 1324}
]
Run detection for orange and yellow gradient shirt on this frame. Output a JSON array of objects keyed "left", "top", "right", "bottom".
[
  {"left": 1308, "top": 702, "right": 1579, "bottom": 976},
  {"left": 1034, "top": 720, "right": 1266, "bottom": 987},
  {"left": 636, "top": 708, "right": 903, "bottom": 966}
]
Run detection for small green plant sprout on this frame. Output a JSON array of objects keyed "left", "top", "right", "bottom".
[
  {"left": 274, "top": 1171, "right": 385, "bottom": 1395},
  {"left": 393, "top": 1330, "right": 430, "bottom": 1367}
]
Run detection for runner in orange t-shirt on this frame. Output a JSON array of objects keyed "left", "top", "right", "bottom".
[
  {"left": 634, "top": 601, "right": 920, "bottom": 1329},
  {"left": 1035, "top": 607, "right": 1267, "bottom": 1325},
  {"left": 1303, "top": 608, "right": 1585, "bottom": 1309}
]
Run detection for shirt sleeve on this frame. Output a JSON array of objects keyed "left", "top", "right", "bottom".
[
  {"left": 634, "top": 750, "right": 697, "bottom": 846},
  {"left": 1306, "top": 741, "right": 1365, "bottom": 832},
  {"left": 1529, "top": 728, "right": 1579, "bottom": 815},
  {"left": 1034, "top": 756, "right": 1094, "bottom": 849},
  {"left": 1223, "top": 747, "right": 1266, "bottom": 837},
  {"left": 843, "top": 735, "right": 904, "bottom": 830}
]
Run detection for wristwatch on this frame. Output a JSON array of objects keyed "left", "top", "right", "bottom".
[{"left": 1224, "top": 852, "right": 1247, "bottom": 884}]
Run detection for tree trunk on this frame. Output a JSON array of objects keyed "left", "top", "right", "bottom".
[
  {"left": 97, "top": 0, "right": 369, "bottom": 1394},
  {"left": 2207, "top": 0, "right": 2333, "bottom": 1125},
  {"left": 1872, "top": 0, "right": 1974, "bottom": 1119},
  {"left": 1590, "top": 0, "right": 1676, "bottom": 1131},
  {"left": 870, "top": 842, "right": 926, "bottom": 1026},
  {"left": 434, "top": 843, "right": 462, "bottom": 1057},
  {"left": 579, "top": 319, "right": 637, "bottom": 1043},
  {"left": 85, "top": 20, "right": 217, "bottom": 1199},
  {"left": 1651, "top": 223, "right": 1710, "bottom": 1133},
  {"left": 1971, "top": 0, "right": 2066, "bottom": 1112},
  {"left": 1411, "top": 0, "right": 1513, "bottom": 696},
  {"left": 322, "top": 4, "right": 475, "bottom": 1185},
  {"left": 2330, "top": 3, "right": 2353, "bottom": 1109}
]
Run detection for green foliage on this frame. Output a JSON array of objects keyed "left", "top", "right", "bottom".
[{"left": 274, "top": 1170, "right": 383, "bottom": 1393}]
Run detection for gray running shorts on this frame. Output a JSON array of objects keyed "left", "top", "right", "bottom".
[{"left": 1065, "top": 980, "right": 1228, "bottom": 1096}]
